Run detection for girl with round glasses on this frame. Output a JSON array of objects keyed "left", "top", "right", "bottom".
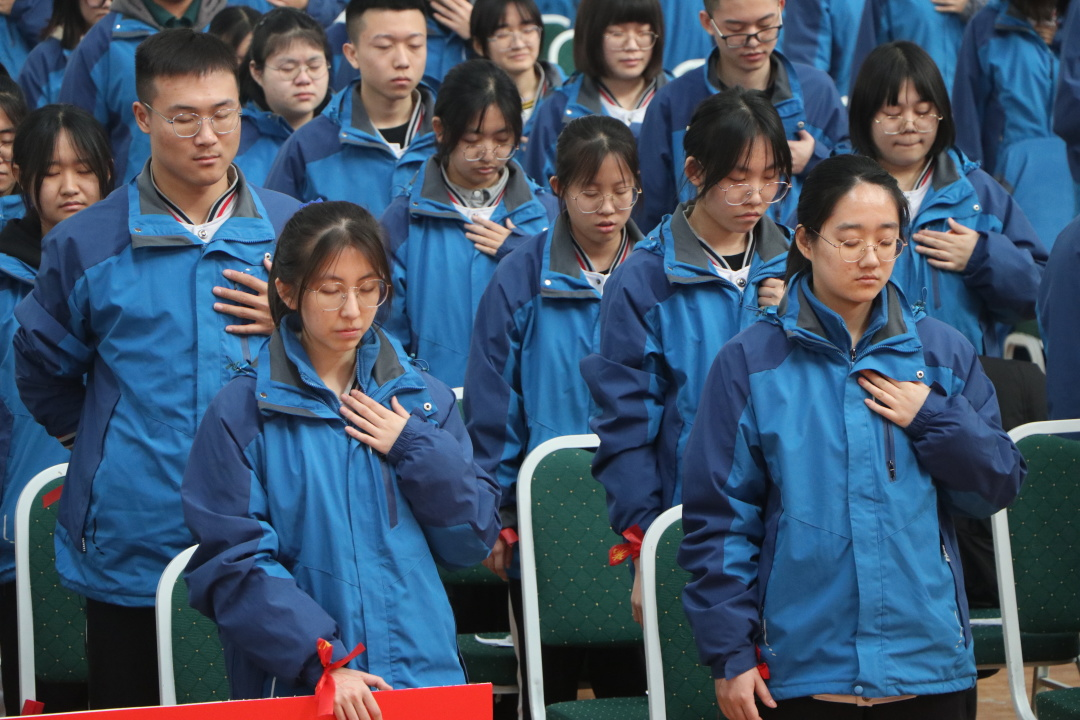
[
  {"left": 183, "top": 200, "right": 500, "bottom": 714},
  {"left": 16, "top": 0, "right": 112, "bottom": 110},
  {"left": 849, "top": 41, "right": 1046, "bottom": 357},
  {"left": 235, "top": 8, "right": 332, "bottom": 185},
  {"left": 582, "top": 87, "right": 792, "bottom": 623},
  {"left": 522, "top": 0, "right": 667, "bottom": 184},
  {"left": 680, "top": 154, "right": 1023, "bottom": 720},
  {"left": 381, "top": 58, "right": 557, "bottom": 387}
]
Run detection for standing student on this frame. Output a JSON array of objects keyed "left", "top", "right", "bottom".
[
  {"left": 382, "top": 58, "right": 557, "bottom": 386},
  {"left": 0, "top": 77, "right": 28, "bottom": 229},
  {"left": 209, "top": 5, "right": 264, "bottom": 61},
  {"left": 581, "top": 87, "right": 791, "bottom": 621},
  {"left": 266, "top": 0, "right": 435, "bottom": 219},
  {"left": 14, "top": 30, "right": 299, "bottom": 710},
  {"left": 183, "top": 200, "right": 500, "bottom": 711},
  {"left": 236, "top": 7, "right": 332, "bottom": 185},
  {"left": 0, "top": 104, "right": 112, "bottom": 717},
  {"left": 678, "top": 153, "right": 1023, "bottom": 720},
  {"left": 522, "top": 0, "right": 668, "bottom": 184},
  {"left": 17, "top": 0, "right": 113, "bottom": 110},
  {"left": 636, "top": 0, "right": 849, "bottom": 231},
  {"left": 848, "top": 41, "right": 1046, "bottom": 357}
]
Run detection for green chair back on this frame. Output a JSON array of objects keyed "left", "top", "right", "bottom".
[
  {"left": 541, "top": 14, "right": 572, "bottom": 62},
  {"left": 548, "top": 28, "right": 575, "bottom": 78}
]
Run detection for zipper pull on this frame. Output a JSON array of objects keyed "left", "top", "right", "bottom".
[
  {"left": 942, "top": 544, "right": 951, "bottom": 562},
  {"left": 850, "top": 347, "right": 857, "bottom": 362},
  {"left": 887, "top": 461, "right": 896, "bottom": 480}
]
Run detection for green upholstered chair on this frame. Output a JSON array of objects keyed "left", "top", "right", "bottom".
[
  {"left": 995, "top": 419, "right": 1080, "bottom": 719},
  {"left": 517, "top": 434, "right": 648, "bottom": 720},
  {"left": 15, "top": 464, "right": 88, "bottom": 710},
  {"left": 641, "top": 505, "right": 716, "bottom": 720},
  {"left": 156, "top": 545, "right": 229, "bottom": 705},
  {"left": 547, "top": 28, "right": 575, "bottom": 78},
  {"left": 541, "top": 13, "right": 572, "bottom": 64},
  {"left": 438, "top": 562, "right": 519, "bottom": 693}
]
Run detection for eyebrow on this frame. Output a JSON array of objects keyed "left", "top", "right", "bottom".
[
  {"left": 314, "top": 271, "right": 380, "bottom": 283},
  {"left": 165, "top": 99, "right": 237, "bottom": 113},
  {"left": 834, "top": 221, "right": 901, "bottom": 231},
  {"left": 370, "top": 32, "right": 425, "bottom": 41}
]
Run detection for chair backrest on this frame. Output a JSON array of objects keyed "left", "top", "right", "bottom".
[
  {"left": 672, "top": 58, "right": 706, "bottom": 78},
  {"left": 15, "top": 464, "right": 87, "bottom": 709},
  {"left": 994, "top": 418, "right": 1080, "bottom": 720},
  {"left": 548, "top": 28, "right": 575, "bottom": 77},
  {"left": 156, "top": 545, "right": 229, "bottom": 705},
  {"left": 541, "top": 13, "right": 571, "bottom": 62},
  {"left": 518, "top": 434, "right": 643, "bottom": 719},
  {"left": 641, "top": 506, "right": 716, "bottom": 720}
]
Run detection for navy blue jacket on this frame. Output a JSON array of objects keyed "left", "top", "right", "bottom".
[
  {"left": 17, "top": 37, "right": 69, "bottom": 110},
  {"left": 1038, "top": 215, "right": 1080, "bottom": 420},
  {"left": 778, "top": 0, "right": 864, "bottom": 98},
  {"left": 235, "top": 106, "right": 294, "bottom": 187}
]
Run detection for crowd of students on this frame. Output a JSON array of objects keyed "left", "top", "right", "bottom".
[{"left": 0, "top": 0, "right": 1074, "bottom": 718}]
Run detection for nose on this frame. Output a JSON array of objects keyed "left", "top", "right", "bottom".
[
  {"left": 294, "top": 67, "right": 314, "bottom": 84},
  {"left": 392, "top": 44, "right": 410, "bottom": 68},
  {"left": 193, "top": 117, "right": 218, "bottom": 145},
  {"left": 340, "top": 289, "right": 363, "bottom": 317},
  {"left": 597, "top": 194, "right": 617, "bottom": 215},
  {"left": 59, "top": 169, "right": 80, "bottom": 195},
  {"left": 859, "top": 243, "right": 883, "bottom": 267}
]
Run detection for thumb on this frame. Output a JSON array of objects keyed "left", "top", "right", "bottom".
[
  {"left": 797, "top": 129, "right": 813, "bottom": 141},
  {"left": 946, "top": 217, "right": 965, "bottom": 233},
  {"left": 755, "top": 672, "right": 777, "bottom": 708},
  {"left": 505, "top": 217, "right": 516, "bottom": 230},
  {"left": 390, "top": 396, "right": 410, "bottom": 418}
]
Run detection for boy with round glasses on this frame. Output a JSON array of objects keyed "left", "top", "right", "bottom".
[{"left": 14, "top": 29, "right": 299, "bottom": 710}]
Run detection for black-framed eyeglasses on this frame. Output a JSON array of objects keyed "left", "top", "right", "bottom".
[
  {"left": 142, "top": 102, "right": 242, "bottom": 138},
  {"left": 308, "top": 280, "right": 389, "bottom": 311},
  {"left": 808, "top": 228, "right": 907, "bottom": 263},
  {"left": 709, "top": 17, "right": 783, "bottom": 48}
]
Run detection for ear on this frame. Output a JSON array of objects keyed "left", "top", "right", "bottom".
[
  {"left": 777, "top": 0, "right": 787, "bottom": 15},
  {"left": 432, "top": 116, "right": 445, "bottom": 146},
  {"left": 794, "top": 225, "right": 814, "bottom": 261},
  {"left": 343, "top": 41, "right": 361, "bottom": 71},
  {"left": 472, "top": 37, "right": 485, "bottom": 56},
  {"left": 250, "top": 60, "right": 265, "bottom": 89},
  {"left": 133, "top": 100, "right": 151, "bottom": 135},
  {"left": 684, "top": 156, "right": 704, "bottom": 188},
  {"left": 548, "top": 175, "right": 561, "bottom": 196},
  {"left": 275, "top": 278, "right": 298, "bottom": 311},
  {"left": 698, "top": 9, "right": 714, "bottom": 34}
]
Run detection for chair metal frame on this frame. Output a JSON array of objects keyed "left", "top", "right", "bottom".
[
  {"left": 1003, "top": 332, "right": 1046, "bottom": 373},
  {"left": 641, "top": 504, "right": 683, "bottom": 720},
  {"left": 995, "top": 418, "right": 1080, "bottom": 720},
  {"left": 155, "top": 544, "right": 199, "bottom": 706},
  {"left": 15, "top": 463, "right": 70, "bottom": 709}
]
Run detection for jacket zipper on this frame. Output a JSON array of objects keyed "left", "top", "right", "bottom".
[{"left": 883, "top": 417, "right": 896, "bottom": 480}]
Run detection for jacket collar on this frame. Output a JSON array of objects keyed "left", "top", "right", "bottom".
[
  {"left": 541, "top": 212, "right": 644, "bottom": 297},
  {"left": 705, "top": 48, "right": 794, "bottom": 105},
  {"left": 111, "top": 0, "right": 225, "bottom": 31},
  {"left": 413, "top": 156, "right": 537, "bottom": 214},
  {"left": 663, "top": 202, "right": 790, "bottom": 283},
  {"left": 242, "top": 105, "right": 294, "bottom": 142},
  {"left": 325, "top": 79, "right": 436, "bottom": 145}
]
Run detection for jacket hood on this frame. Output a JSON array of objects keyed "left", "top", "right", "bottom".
[
  {"left": 411, "top": 157, "right": 543, "bottom": 217},
  {"left": 325, "top": 80, "right": 436, "bottom": 144},
  {"left": 539, "top": 212, "right": 645, "bottom": 297}
]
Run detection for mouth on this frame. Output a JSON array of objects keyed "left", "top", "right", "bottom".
[
  {"left": 740, "top": 51, "right": 766, "bottom": 63},
  {"left": 59, "top": 201, "right": 86, "bottom": 212},
  {"left": 194, "top": 154, "right": 220, "bottom": 165},
  {"left": 294, "top": 92, "right": 317, "bottom": 101}
]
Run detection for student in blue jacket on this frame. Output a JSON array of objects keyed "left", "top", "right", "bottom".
[
  {"left": 14, "top": 31, "right": 299, "bottom": 710},
  {"left": 778, "top": 0, "right": 865, "bottom": 99},
  {"left": 236, "top": 8, "right": 332, "bottom": 185},
  {"left": 952, "top": 0, "right": 1074, "bottom": 248},
  {"left": 470, "top": 0, "right": 565, "bottom": 156},
  {"left": 0, "top": 77, "right": 27, "bottom": 230},
  {"left": 0, "top": 104, "right": 112, "bottom": 717},
  {"left": 679, "top": 153, "right": 1024, "bottom": 720},
  {"left": 848, "top": 41, "right": 1046, "bottom": 357},
  {"left": 581, "top": 87, "right": 791, "bottom": 622},
  {"left": 521, "top": 0, "right": 668, "bottom": 184},
  {"left": 635, "top": 0, "right": 849, "bottom": 231},
  {"left": 16, "top": 0, "right": 112, "bottom": 110},
  {"left": 382, "top": 58, "right": 557, "bottom": 386},
  {"left": 266, "top": 0, "right": 436, "bottom": 219},
  {"left": 184, "top": 200, "right": 500, "bottom": 717}
]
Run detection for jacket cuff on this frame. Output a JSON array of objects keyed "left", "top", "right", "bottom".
[
  {"left": 300, "top": 637, "right": 349, "bottom": 688},
  {"left": 719, "top": 646, "right": 759, "bottom": 681},
  {"left": 903, "top": 382, "right": 949, "bottom": 438},
  {"left": 386, "top": 416, "right": 422, "bottom": 465}
]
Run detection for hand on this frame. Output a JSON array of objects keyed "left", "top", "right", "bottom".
[
  {"left": 482, "top": 536, "right": 512, "bottom": 581},
  {"left": 466, "top": 216, "right": 515, "bottom": 257},
  {"left": 716, "top": 666, "right": 775, "bottom": 720},
  {"left": 788, "top": 130, "right": 815, "bottom": 175},
  {"left": 630, "top": 557, "right": 643, "bottom": 625},
  {"left": 329, "top": 667, "right": 392, "bottom": 720},
  {"left": 858, "top": 370, "right": 931, "bottom": 429},
  {"left": 431, "top": 0, "right": 473, "bottom": 39},
  {"left": 214, "top": 255, "right": 274, "bottom": 335},
  {"left": 756, "top": 278, "right": 785, "bottom": 308},
  {"left": 931, "top": 0, "right": 969, "bottom": 13},
  {"left": 267, "top": 0, "right": 310, "bottom": 9},
  {"left": 341, "top": 392, "right": 411, "bottom": 455},
  {"left": 912, "top": 218, "right": 979, "bottom": 272},
  {"left": 0, "top": 0, "right": 15, "bottom": 15}
]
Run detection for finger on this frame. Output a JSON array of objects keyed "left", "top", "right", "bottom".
[
  {"left": 263, "top": 253, "right": 273, "bottom": 272},
  {"left": 366, "top": 674, "right": 393, "bottom": 691},
  {"left": 754, "top": 674, "right": 777, "bottom": 709},
  {"left": 474, "top": 243, "right": 499, "bottom": 256},
  {"left": 225, "top": 322, "right": 273, "bottom": 336},
  {"left": 223, "top": 269, "right": 269, "bottom": 293},
  {"left": 926, "top": 257, "right": 959, "bottom": 271},
  {"left": 389, "top": 396, "right": 411, "bottom": 419},
  {"left": 505, "top": 217, "right": 516, "bottom": 230},
  {"left": 214, "top": 301, "right": 261, "bottom": 320},
  {"left": 465, "top": 230, "right": 501, "bottom": 245}
]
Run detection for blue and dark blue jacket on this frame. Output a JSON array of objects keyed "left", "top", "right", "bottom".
[
  {"left": 952, "top": 0, "right": 1072, "bottom": 248},
  {"left": 852, "top": 0, "right": 969, "bottom": 93},
  {"left": 521, "top": 72, "right": 670, "bottom": 185},
  {"left": 183, "top": 318, "right": 499, "bottom": 699},
  {"left": 778, "top": 0, "right": 864, "bottom": 99},
  {"left": 12, "top": 165, "right": 299, "bottom": 606},
  {"left": 678, "top": 275, "right": 1024, "bottom": 698},
  {"left": 1038, "top": 215, "right": 1080, "bottom": 420},
  {"left": 1053, "top": 0, "right": 1080, "bottom": 182},
  {"left": 0, "top": 196, "right": 25, "bottom": 232},
  {"left": 17, "top": 37, "right": 70, "bottom": 110},
  {"left": 636, "top": 50, "right": 849, "bottom": 232},
  {"left": 235, "top": 106, "right": 295, "bottom": 187},
  {"left": 657, "top": 0, "right": 715, "bottom": 73},
  {"left": 580, "top": 207, "right": 789, "bottom": 535},
  {"left": 888, "top": 149, "right": 1047, "bottom": 357},
  {"left": 464, "top": 214, "right": 644, "bottom": 540},
  {"left": 265, "top": 80, "right": 438, "bottom": 219},
  {"left": 0, "top": 0, "right": 50, "bottom": 79},
  {"left": 382, "top": 158, "right": 558, "bottom": 387},
  {"left": 0, "top": 221, "right": 69, "bottom": 586}
]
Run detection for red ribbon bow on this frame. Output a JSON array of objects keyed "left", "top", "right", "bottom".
[
  {"left": 315, "top": 638, "right": 367, "bottom": 718},
  {"left": 608, "top": 524, "right": 644, "bottom": 566},
  {"left": 499, "top": 527, "right": 519, "bottom": 547}
]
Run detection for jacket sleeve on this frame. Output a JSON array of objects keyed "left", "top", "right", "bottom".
[
  {"left": 780, "top": 0, "right": 832, "bottom": 73},
  {"left": 797, "top": 64, "right": 851, "bottom": 172},
  {"left": 386, "top": 377, "right": 501, "bottom": 569},
  {"left": 183, "top": 380, "right": 349, "bottom": 691},
  {"left": 57, "top": 23, "right": 110, "bottom": 124},
  {"left": 16, "top": 44, "right": 51, "bottom": 110},
  {"left": 1038, "top": 216, "right": 1080, "bottom": 420},
  {"left": 637, "top": 94, "right": 679, "bottom": 234},
  {"left": 961, "top": 171, "right": 1047, "bottom": 323},
  {"left": 951, "top": 18, "right": 991, "bottom": 164},
  {"left": 580, "top": 263, "right": 669, "bottom": 534},
  {"left": 264, "top": 132, "right": 313, "bottom": 202},
  {"left": 904, "top": 319, "right": 1026, "bottom": 518},
  {"left": 303, "top": 0, "right": 346, "bottom": 27},
  {"left": 1054, "top": 2, "right": 1080, "bottom": 160},
  {"left": 378, "top": 197, "right": 414, "bottom": 352},
  {"left": 677, "top": 339, "right": 767, "bottom": 681}
]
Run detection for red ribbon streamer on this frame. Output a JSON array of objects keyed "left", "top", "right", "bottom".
[
  {"left": 756, "top": 646, "right": 770, "bottom": 680},
  {"left": 41, "top": 485, "right": 63, "bottom": 509},
  {"left": 608, "top": 524, "right": 644, "bottom": 566},
  {"left": 314, "top": 639, "right": 366, "bottom": 718}
]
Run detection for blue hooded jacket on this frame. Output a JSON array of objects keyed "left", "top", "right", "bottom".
[
  {"left": 17, "top": 37, "right": 70, "bottom": 110},
  {"left": 183, "top": 319, "right": 499, "bottom": 699},
  {"left": 887, "top": 149, "right": 1046, "bottom": 357},
  {"left": 580, "top": 206, "right": 789, "bottom": 535},
  {"left": 778, "top": 0, "right": 864, "bottom": 99},
  {"left": 381, "top": 158, "right": 558, "bottom": 387},
  {"left": 12, "top": 165, "right": 299, "bottom": 606},
  {"left": 679, "top": 275, "right": 1024, "bottom": 698},
  {"left": 636, "top": 49, "right": 850, "bottom": 232},
  {"left": 235, "top": 106, "right": 295, "bottom": 187},
  {"left": 265, "top": 80, "right": 438, "bottom": 219}
]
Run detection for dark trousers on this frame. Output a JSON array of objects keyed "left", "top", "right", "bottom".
[
  {"left": 757, "top": 688, "right": 977, "bottom": 720},
  {"left": 85, "top": 598, "right": 159, "bottom": 709}
]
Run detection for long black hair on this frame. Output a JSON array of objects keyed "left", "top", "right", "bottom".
[
  {"left": 553, "top": 114, "right": 639, "bottom": 197},
  {"left": 433, "top": 59, "right": 523, "bottom": 164},
  {"left": 242, "top": 7, "right": 332, "bottom": 113}
]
